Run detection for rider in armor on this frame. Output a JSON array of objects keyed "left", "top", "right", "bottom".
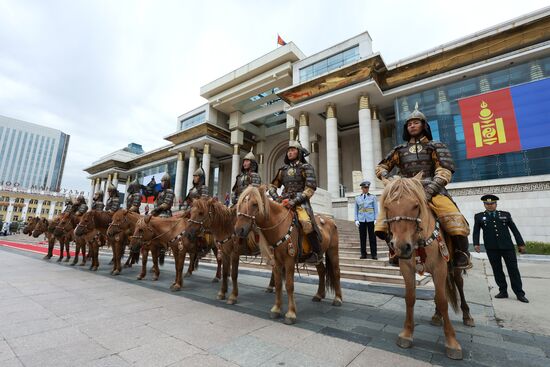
[
  {"left": 182, "top": 167, "right": 209, "bottom": 212},
  {"left": 231, "top": 148, "right": 261, "bottom": 206},
  {"left": 151, "top": 173, "right": 174, "bottom": 217},
  {"left": 91, "top": 190, "right": 105, "bottom": 211},
  {"left": 75, "top": 195, "right": 88, "bottom": 216},
  {"left": 62, "top": 195, "right": 74, "bottom": 214},
  {"left": 126, "top": 179, "right": 142, "bottom": 213},
  {"left": 269, "top": 140, "right": 322, "bottom": 264},
  {"left": 105, "top": 184, "right": 121, "bottom": 213},
  {"left": 374, "top": 104, "right": 472, "bottom": 269}
]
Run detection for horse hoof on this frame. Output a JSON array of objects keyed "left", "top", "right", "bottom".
[
  {"left": 227, "top": 298, "right": 237, "bottom": 305},
  {"left": 152, "top": 276, "right": 158, "bottom": 281},
  {"left": 70, "top": 262, "right": 76, "bottom": 266},
  {"left": 430, "top": 317, "right": 443, "bottom": 327},
  {"left": 43, "top": 255, "right": 49, "bottom": 260},
  {"left": 93, "top": 267, "right": 98, "bottom": 271},
  {"left": 463, "top": 318, "right": 475, "bottom": 327},
  {"left": 171, "top": 285, "right": 181, "bottom": 292},
  {"left": 312, "top": 295, "right": 322, "bottom": 302},
  {"left": 79, "top": 263, "right": 85, "bottom": 266},
  {"left": 65, "top": 258, "right": 70, "bottom": 262},
  {"left": 445, "top": 347, "right": 463, "bottom": 360},
  {"left": 57, "top": 258, "right": 62, "bottom": 262},
  {"left": 211, "top": 277, "right": 220, "bottom": 283},
  {"left": 396, "top": 336, "right": 413, "bottom": 349},
  {"left": 217, "top": 294, "right": 225, "bottom": 300},
  {"left": 284, "top": 317, "right": 296, "bottom": 325},
  {"left": 112, "top": 270, "right": 120, "bottom": 276},
  {"left": 332, "top": 298, "right": 342, "bottom": 307},
  {"left": 269, "top": 311, "right": 281, "bottom": 319},
  {"left": 137, "top": 276, "right": 144, "bottom": 280},
  {"left": 265, "top": 287, "right": 273, "bottom": 293}
]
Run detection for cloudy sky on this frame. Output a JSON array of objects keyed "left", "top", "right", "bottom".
[{"left": 1, "top": 0, "right": 548, "bottom": 193}]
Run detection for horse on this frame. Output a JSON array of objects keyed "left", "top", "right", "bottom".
[
  {"left": 23, "top": 216, "right": 40, "bottom": 235},
  {"left": 234, "top": 185, "right": 342, "bottom": 325},
  {"left": 32, "top": 217, "right": 58, "bottom": 259},
  {"left": 53, "top": 213, "right": 78, "bottom": 262},
  {"left": 380, "top": 173, "right": 468, "bottom": 360},
  {"left": 74, "top": 210, "right": 112, "bottom": 271},
  {"left": 187, "top": 197, "right": 268, "bottom": 304},
  {"left": 107, "top": 209, "right": 142, "bottom": 272},
  {"left": 130, "top": 215, "right": 184, "bottom": 283}
]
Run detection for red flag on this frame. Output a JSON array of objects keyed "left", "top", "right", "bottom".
[{"left": 277, "top": 34, "right": 286, "bottom": 46}]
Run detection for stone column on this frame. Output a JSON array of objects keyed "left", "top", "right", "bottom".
[
  {"left": 371, "top": 106, "right": 383, "bottom": 188},
  {"left": 88, "top": 179, "right": 95, "bottom": 206},
  {"left": 112, "top": 172, "right": 119, "bottom": 188},
  {"left": 36, "top": 199, "right": 43, "bottom": 220},
  {"left": 298, "top": 112, "right": 310, "bottom": 161},
  {"left": 231, "top": 144, "right": 240, "bottom": 191},
  {"left": 186, "top": 148, "right": 197, "bottom": 195},
  {"left": 310, "top": 141, "right": 319, "bottom": 178},
  {"left": 202, "top": 143, "right": 211, "bottom": 188},
  {"left": 358, "top": 95, "right": 375, "bottom": 186},
  {"left": 94, "top": 178, "right": 101, "bottom": 194},
  {"left": 104, "top": 174, "right": 112, "bottom": 205},
  {"left": 174, "top": 151, "right": 185, "bottom": 203},
  {"left": 48, "top": 200, "right": 56, "bottom": 219},
  {"left": 21, "top": 198, "right": 30, "bottom": 221},
  {"left": 325, "top": 104, "right": 340, "bottom": 197}
]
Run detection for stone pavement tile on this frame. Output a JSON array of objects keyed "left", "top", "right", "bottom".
[
  {"left": 211, "top": 310, "right": 272, "bottom": 333},
  {"left": 81, "top": 355, "right": 132, "bottom": 367},
  {"left": 290, "top": 331, "right": 365, "bottom": 365},
  {"left": 348, "top": 346, "right": 432, "bottom": 367},
  {"left": 503, "top": 351, "right": 550, "bottom": 367},
  {"left": 319, "top": 327, "right": 372, "bottom": 346},
  {"left": 366, "top": 335, "right": 434, "bottom": 364},
  {"left": 0, "top": 317, "right": 70, "bottom": 340},
  {"left": 118, "top": 336, "right": 201, "bottom": 367},
  {"left": 472, "top": 335, "right": 546, "bottom": 357},
  {"left": 0, "top": 339, "right": 16, "bottom": 362},
  {"left": 170, "top": 353, "right": 240, "bottom": 367},
  {"left": 0, "top": 357, "right": 24, "bottom": 367},
  {"left": 306, "top": 315, "right": 384, "bottom": 333},
  {"left": 260, "top": 349, "right": 339, "bottom": 367},
  {"left": 249, "top": 323, "right": 316, "bottom": 349},
  {"left": 90, "top": 325, "right": 170, "bottom": 354},
  {"left": 430, "top": 352, "right": 484, "bottom": 367},
  {"left": 8, "top": 326, "right": 91, "bottom": 357},
  {"left": 209, "top": 335, "right": 286, "bottom": 367},
  {"left": 382, "top": 324, "right": 440, "bottom": 343},
  {"left": 533, "top": 335, "right": 550, "bottom": 358},
  {"left": 17, "top": 340, "right": 110, "bottom": 367}
]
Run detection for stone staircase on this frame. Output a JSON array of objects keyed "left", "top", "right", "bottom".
[{"left": 199, "top": 218, "right": 431, "bottom": 286}]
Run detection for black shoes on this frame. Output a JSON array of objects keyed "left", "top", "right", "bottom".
[
  {"left": 517, "top": 295, "right": 529, "bottom": 303},
  {"left": 494, "top": 292, "right": 509, "bottom": 299},
  {"left": 360, "top": 255, "right": 367, "bottom": 259}
]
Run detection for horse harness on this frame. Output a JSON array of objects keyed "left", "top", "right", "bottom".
[{"left": 384, "top": 213, "right": 449, "bottom": 275}]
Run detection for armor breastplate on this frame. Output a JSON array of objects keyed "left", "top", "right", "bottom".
[
  {"left": 396, "top": 143, "right": 435, "bottom": 180},
  {"left": 235, "top": 173, "right": 251, "bottom": 196},
  {"left": 281, "top": 164, "right": 305, "bottom": 199},
  {"left": 91, "top": 201, "right": 104, "bottom": 211}
]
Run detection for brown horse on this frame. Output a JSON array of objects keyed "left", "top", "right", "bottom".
[
  {"left": 32, "top": 217, "right": 58, "bottom": 259},
  {"left": 380, "top": 174, "right": 467, "bottom": 360},
  {"left": 74, "top": 210, "right": 112, "bottom": 271},
  {"left": 234, "top": 185, "right": 342, "bottom": 325},
  {"left": 23, "top": 216, "right": 40, "bottom": 235},
  {"left": 53, "top": 213, "right": 78, "bottom": 262},
  {"left": 188, "top": 197, "right": 266, "bottom": 304},
  {"left": 107, "top": 209, "right": 142, "bottom": 272}
]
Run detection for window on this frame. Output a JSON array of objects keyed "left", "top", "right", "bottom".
[
  {"left": 179, "top": 111, "right": 206, "bottom": 131},
  {"left": 299, "top": 46, "right": 360, "bottom": 83}
]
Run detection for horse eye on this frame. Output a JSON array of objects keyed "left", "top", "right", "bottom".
[{"left": 252, "top": 203, "right": 258, "bottom": 208}]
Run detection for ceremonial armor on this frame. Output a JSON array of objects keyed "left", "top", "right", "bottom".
[
  {"left": 63, "top": 197, "right": 73, "bottom": 214},
  {"left": 232, "top": 149, "right": 261, "bottom": 205},
  {"left": 105, "top": 184, "right": 121, "bottom": 213},
  {"left": 91, "top": 191, "right": 105, "bottom": 211},
  {"left": 153, "top": 173, "right": 174, "bottom": 217},
  {"left": 183, "top": 167, "right": 209, "bottom": 211},
  {"left": 126, "top": 179, "right": 142, "bottom": 213}
]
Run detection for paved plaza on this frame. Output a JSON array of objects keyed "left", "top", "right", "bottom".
[{"left": 1, "top": 234, "right": 549, "bottom": 366}]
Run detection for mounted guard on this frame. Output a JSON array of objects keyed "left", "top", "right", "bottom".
[
  {"left": 374, "top": 104, "right": 472, "bottom": 269},
  {"left": 231, "top": 148, "right": 261, "bottom": 206},
  {"left": 268, "top": 139, "right": 322, "bottom": 264},
  {"left": 182, "top": 167, "right": 209, "bottom": 212},
  {"left": 91, "top": 190, "right": 105, "bottom": 211},
  {"left": 105, "top": 184, "right": 121, "bottom": 213},
  {"left": 151, "top": 173, "right": 174, "bottom": 217},
  {"left": 74, "top": 194, "right": 88, "bottom": 216},
  {"left": 126, "top": 179, "right": 142, "bottom": 213}
]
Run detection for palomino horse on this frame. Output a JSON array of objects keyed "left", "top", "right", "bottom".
[
  {"left": 234, "top": 185, "right": 342, "bottom": 325},
  {"left": 381, "top": 174, "right": 467, "bottom": 360},
  {"left": 53, "top": 213, "right": 77, "bottom": 262},
  {"left": 74, "top": 210, "right": 112, "bottom": 271},
  {"left": 107, "top": 209, "right": 142, "bottom": 272},
  {"left": 32, "top": 217, "right": 58, "bottom": 259}
]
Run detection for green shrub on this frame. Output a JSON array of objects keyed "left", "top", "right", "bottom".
[{"left": 525, "top": 241, "right": 550, "bottom": 255}]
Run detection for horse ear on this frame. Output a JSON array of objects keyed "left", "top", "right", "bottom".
[
  {"left": 144, "top": 215, "right": 152, "bottom": 224},
  {"left": 413, "top": 172, "right": 423, "bottom": 181},
  {"left": 258, "top": 184, "right": 267, "bottom": 197}
]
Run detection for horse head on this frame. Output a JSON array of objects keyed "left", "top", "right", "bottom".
[
  {"left": 234, "top": 185, "right": 268, "bottom": 239},
  {"left": 187, "top": 198, "right": 211, "bottom": 240},
  {"left": 107, "top": 209, "right": 127, "bottom": 237},
  {"left": 54, "top": 213, "right": 73, "bottom": 237},
  {"left": 381, "top": 172, "right": 430, "bottom": 259},
  {"left": 32, "top": 218, "right": 49, "bottom": 238},
  {"left": 75, "top": 211, "right": 95, "bottom": 237},
  {"left": 130, "top": 215, "right": 153, "bottom": 252}
]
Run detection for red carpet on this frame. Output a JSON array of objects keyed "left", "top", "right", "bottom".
[{"left": 0, "top": 240, "right": 75, "bottom": 257}]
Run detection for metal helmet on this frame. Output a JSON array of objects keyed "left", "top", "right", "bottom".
[
  {"left": 128, "top": 179, "right": 141, "bottom": 194},
  {"left": 193, "top": 167, "right": 204, "bottom": 177},
  {"left": 286, "top": 139, "right": 309, "bottom": 164},
  {"left": 94, "top": 190, "right": 104, "bottom": 200},
  {"left": 161, "top": 173, "right": 171, "bottom": 189},
  {"left": 402, "top": 102, "right": 433, "bottom": 141},
  {"left": 242, "top": 147, "right": 258, "bottom": 173},
  {"left": 77, "top": 194, "right": 85, "bottom": 203},
  {"left": 243, "top": 147, "right": 256, "bottom": 162},
  {"left": 107, "top": 183, "right": 117, "bottom": 194}
]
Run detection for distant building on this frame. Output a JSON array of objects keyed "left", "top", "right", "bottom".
[
  {"left": 0, "top": 114, "right": 70, "bottom": 191},
  {"left": 0, "top": 189, "right": 66, "bottom": 222}
]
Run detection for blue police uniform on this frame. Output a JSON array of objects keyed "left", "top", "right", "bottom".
[{"left": 355, "top": 181, "right": 378, "bottom": 259}]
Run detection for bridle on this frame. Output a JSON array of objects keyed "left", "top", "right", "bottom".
[{"left": 384, "top": 205, "right": 441, "bottom": 251}]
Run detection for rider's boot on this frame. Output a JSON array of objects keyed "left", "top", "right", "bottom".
[
  {"left": 305, "top": 232, "right": 322, "bottom": 264},
  {"left": 451, "top": 235, "right": 473, "bottom": 270}
]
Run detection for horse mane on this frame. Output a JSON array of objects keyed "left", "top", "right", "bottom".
[
  {"left": 237, "top": 185, "right": 270, "bottom": 220},
  {"left": 381, "top": 176, "right": 432, "bottom": 237},
  {"left": 195, "top": 198, "right": 234, "bottom": 232}
]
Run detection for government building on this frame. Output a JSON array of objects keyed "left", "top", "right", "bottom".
[{"left": 85, "top": 8, "right": 550, "bottom": 243}]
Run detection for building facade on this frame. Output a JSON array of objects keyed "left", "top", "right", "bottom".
[
  {"left": 0, "top": 115, "right": 70, "bottom": 191},
  {"left": 0, "top": 189, "right": 66, "bottom": 222},
  {"left": 85, "top": 8, "right": 550, "bottom": 242}
]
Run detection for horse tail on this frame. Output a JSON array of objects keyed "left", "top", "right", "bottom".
[
  {"left": 324, "top": 223, "right": 338, "bottom": 294},
  {"left": 446, "top": 263, "right": 459, "bottom": 313}
]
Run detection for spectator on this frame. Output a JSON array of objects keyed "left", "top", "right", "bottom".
[{"left": 144, "top": 205, "right": 150, "bottom": 216}]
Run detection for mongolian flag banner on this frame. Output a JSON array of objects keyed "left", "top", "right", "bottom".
[{"left": 458, "top": 77, "right": 550, "bottom": 159}]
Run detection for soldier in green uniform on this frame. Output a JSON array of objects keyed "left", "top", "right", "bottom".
[{"left": 473, "top": 194, "right": 528, "bottom": 303}]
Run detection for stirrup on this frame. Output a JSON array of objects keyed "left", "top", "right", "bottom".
[
  {"left": 305, "top": 253, "right": 322, "bottom": 264},
  {"left": 453, "top": 250, "right": 473, "bottom": 270}
]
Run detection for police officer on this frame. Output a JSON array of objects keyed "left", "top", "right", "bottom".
[
  {"left": 355, "top": 180, "right": 378, "bottom": 259},
  {"left": 473, "top": 194, "right": 528, "bottom": 303}
]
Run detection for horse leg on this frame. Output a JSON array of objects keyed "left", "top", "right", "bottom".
[
  {"left": 171, "top": 247, "right": 182, "bottom": 291},
  {"left": 137, "top": 247, "right": 147, "bottom": 280},
  {"left": 327, "top": 231, "right": 343, "bottom": 306},
  {"left": 184, "top": 252, "right": 195, "bottom": 278},
  {"left": 151, "top": 246, "right": 160, "bottom": 281},
  {"left": 434, "top": 264, "right": 462, "bottom": 359},
  {"left": 79, "top": 240, "right": 87, "bottom": 266},
  {"left": 312, "top": 261, "right": 326, "bottom": 302},
  {"left": 266, "top": 271, "right": 275, "bottom": 293},
  {"left": 44, "top": 238, "right": 54, "bottom": 260},
  {"left": 397, "top": 261, "right": 416, "bottom": 349},
  {"left": 71, "top": 240, "right": 79, "bottom": 266},
  {"left": 217, "top": 251, "right": 229, "bottom": 300},
  {"left": 93, "top": 242, "right": 100, "bottom": 271},
  {"left": 270, "top": 256, "right": 283, "bottom": 319},
  {"left": 63, "top": 238, "right": 71, "bottom": 262},
  {"left": 431, "top": 305, "right": 443, "bottom": 326},
  {"left": 283, "top": 256, "right": 297, "bottom": 325},
  {"left": 227, "top": 250, "right": 240, "bottom": 305},
  {"left": 455, "top": 269, "right": 475, "bottom": 327},
  {"left": 212, "top": 247, "right": 221, "bottom": 283},
  {"left": 57, "top": 238, "right": 64, "bottom": 262}
]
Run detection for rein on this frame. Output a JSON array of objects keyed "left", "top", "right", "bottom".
[{"left": 131, "top": 216, "right": 185, "bottom": 243}]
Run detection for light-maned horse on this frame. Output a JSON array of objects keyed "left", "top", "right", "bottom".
[
  {"left": 74, "top": 210, "right": 112, "bottom": 271},
  {"left": 187, "top": 197, "right": 260, "bottom": 304},
  {"left": 32, "top": 217, "right": 58, "bottom": 259},
  {"left": 234, "top": 185, "right": 342, "bottom": 325},
  {"left": 107, "top": 209, "right": 142, "bottom": 273},
  {"left": 53, "top": 213, "right": 77, "bottom": 262},
  {"left": 381, "top": 174, "right": 469, "bottom": 360}
]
